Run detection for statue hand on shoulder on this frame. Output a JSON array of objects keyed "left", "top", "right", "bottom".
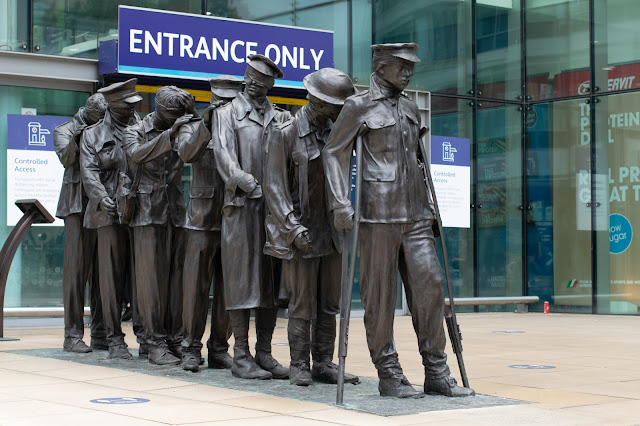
[
  {"left": 334, "top": 205, "right": 355, "bottom": 233},
  {"left": 99, "top": 196, "right": 117, "bottom": 216},
  {"left": 294, "top": 231, "right": 312, "bottom": 253},
  {"left": 203, "top": 100, "right": 225, "bottom": 129}
]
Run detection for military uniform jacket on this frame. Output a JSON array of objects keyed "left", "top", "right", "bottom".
[
  {"left": 177, "top": 118, "right": 224, "bottom": 232},
  {"left": 122, "top": 112, "right": 186, "bottom": 228},
  {"left": 212, "top": 92, "right": 290, "bottom": 309},
  {"left": 264, "top": 105, "right": 337, "bottom": 260},
  {"left": 323, "top": 74, "right": 435, "bottom": 224},
  {"left": 54, "top": 108, "right": 89, "bottom": 219},
  {"left": 80, "top": 110, "right": 140, "bottom": 229}
]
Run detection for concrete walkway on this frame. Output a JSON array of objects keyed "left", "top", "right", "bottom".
[{"left": 0, "top": 313, "right": 639, "bottom": 425}]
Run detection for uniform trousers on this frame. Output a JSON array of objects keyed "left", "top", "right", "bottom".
[
  {"left": 181, "top": 229, "right": 231, "bottom": 355},
  {"left": 284, "top": 251, "right": 341, "bottom": 362},
  {"left": 62, "top": 213, "right": 104, "bottom": 342},
  {"left": 96, "top": 224, "right": 129, "bottom": 347},
  {"left": 359, "top": 219, "right": 450, "bottom": 380},
  {"left": 134, "top": 224, "right": 185, "bottom": 350}
]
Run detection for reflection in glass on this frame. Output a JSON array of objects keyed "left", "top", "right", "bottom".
[
  {"left": 526, "top": 99, "right": 593, "bottom": 313},
  {"left": 593, "top": 0, "right": 640, "bottom": 94},
  {"left": 476, "top": 103, "right": 523, "bottom": 306},
  {"left": 594, "top": 93, "right": 640, "bottom": 314},
  {"left": 372, "top": 0, "right": 472, "bottom": 95},
  {"left": 32, "top": 0, "right": 201, "bottom": 58},
  {"left": 477, "top": 2, "right": 521, "bottom": 101},
  {"left": 526, "top": 0, "right": 589, "bottom": 100}
]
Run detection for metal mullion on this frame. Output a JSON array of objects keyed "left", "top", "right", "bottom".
[
  {"left": 588, "top": 0, "right": 598, "bottom": 314},
  {"left": 472, "top": 0, "right": 479, "bottom": 306},
  {"left": 521, "top": 0, "right": 528, "bottom": 298}
]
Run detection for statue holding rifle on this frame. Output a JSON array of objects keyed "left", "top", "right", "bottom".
[{"left": 323, "top": 43, "right": 475, "bottom": 399}]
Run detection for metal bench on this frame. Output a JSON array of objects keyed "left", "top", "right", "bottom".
[{"left": 445, "top": 296, "right": 540, "bottom": 313}]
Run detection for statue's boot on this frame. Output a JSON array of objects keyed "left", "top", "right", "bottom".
[
  {"left": 229, "top": 309, "right": 272, "bottom": 380},
  {"left": 311, "top": 312, "right": 359, "bottom": 385},
  {"left": 424, "top": 375, "right": 475, "bottom": 397},
  {"left": 255, "top": 307, "right": 289, "bottom": 379},
  {"left": 379, "top": 374, "right": 425, "bottom": 399},
  {"left": 288, "top": 317, "right": 312, "bottom": 386}
]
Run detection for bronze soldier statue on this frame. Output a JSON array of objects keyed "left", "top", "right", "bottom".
[
  {"left": 55, "top": 94, "right": 108, "bottom": 353},
  {"left": 264, "top": 68, "right": 359, "bottom": 386},
  {"left": 178, "top": 76, "right": 243, "bottom": 372},
  {"left": 122, "top": 86, "right": 194, "bottom": 365},
  {"left": 323, "top": 43, "right": 475, "bottom": 398},
  {"left": 212, "top": 55, "right": 290, "bottom": 380},
  {"left": 80, "top": 79, "right": 142, "bottom": 359}
]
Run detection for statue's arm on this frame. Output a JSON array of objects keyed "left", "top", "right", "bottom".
[
  {"left": 79, "top": 132, "right": 108, "bottom": 204},
  {"left": 323, "top": 98, "right": 361, "bottom": 213},
  {"left": 264, "top": 125, "right": 307, "bottom": 245},
  {"left": 212, "top": 108, "right": 252, "bottom": 192},
  {"left": 53, "top": 122, "right": 78, "bottom": 168},
  {"left": 123, "top": 125, "right": 172, "bottom": 165},
  {"left": 177, "top": 120, "right": 211, "bottom": 164}
]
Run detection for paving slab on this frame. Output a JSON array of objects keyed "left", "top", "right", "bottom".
[{"left": 8, "top": 348, "right": 522, "bottom": 417}]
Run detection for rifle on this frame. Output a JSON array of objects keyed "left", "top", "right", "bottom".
[
  {"left": 418, "top": 126, "right": 470, "bottom": 388},
  {"left": 336, "top": 132, "right": 364, "bottom": 406}
]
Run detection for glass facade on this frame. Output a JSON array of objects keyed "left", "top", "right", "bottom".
[{"left": 1, "top": 0, "right": 640, "bottom": 315}]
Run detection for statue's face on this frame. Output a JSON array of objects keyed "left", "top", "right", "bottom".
[
  {"left": 244, "top": 69, "right": 271, "bottom": 98},
  {"left": 310, "top": 97, "right": 342, "bottom": 122},
  {"left": 84, "top": 108, "right": 105, "bottom": 125},
  {"left": 155, "top": 103, "right": 185, "bottom": 125},
  {"left": 379, "top": 60, "right": 414, "bottom": 91},
  {"left": 109, "top": 99, "right": 137, "bottom": 118}
]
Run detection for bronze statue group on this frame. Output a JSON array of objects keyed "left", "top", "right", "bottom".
[{"left": 54, "top": 43, "right": 474, "bottom": 399}]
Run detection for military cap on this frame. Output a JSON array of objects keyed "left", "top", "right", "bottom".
[
  {"left": 304, "top": 68, "right": 355, "bottom": 106},
  {"left": 371, "top": 43, "right": 421, "bottom": 63},
  {"left": 246, "top": 54, "right": 284, "bottom": 79},
  {"left": 98, "top": 78, "right": 143, "bottom": 104},
  {"left": 209, "top": 75, "right": 243, "bottom": 98}
]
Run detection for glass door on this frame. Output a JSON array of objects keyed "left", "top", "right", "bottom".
[{"left": 476, "top": 103, "right": 524, "bottom": 307}]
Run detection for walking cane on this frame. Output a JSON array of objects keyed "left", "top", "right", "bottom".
[
  {"left": 336, "top": 133, "right": 364, "bottom": 406},
  {"left": 418, "top": 127, "right": 470, "bottom": 388}
]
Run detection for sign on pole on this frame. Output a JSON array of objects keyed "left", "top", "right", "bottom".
[
  {"left": 430, "top": 135, "right": 471, "bottom": 228},
  {"left": 6, "top": 114, "right": 68, "bottom": 226}
]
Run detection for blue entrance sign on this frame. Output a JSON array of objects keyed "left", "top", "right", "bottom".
[
  {"left": 102, "top": 6, "right": 334, "bottom": 88},
  {"left": 610, "top": 213, "right": 632, "bottom": 254},
  {"left": 90, "top": 397, "right": 150, "bottom": 404}
]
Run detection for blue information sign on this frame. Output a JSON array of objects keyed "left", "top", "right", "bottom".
[{"left": 107, "top": 6, "right": 334, "bottom": 88}]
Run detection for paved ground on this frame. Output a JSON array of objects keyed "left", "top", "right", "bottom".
[{"left": 0, "top": 312, "right": 639, "bottom": 425}]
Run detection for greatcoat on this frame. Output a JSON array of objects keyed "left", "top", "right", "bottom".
[{"left": 212, "top": 92, "right": 290, "bottom": 310}]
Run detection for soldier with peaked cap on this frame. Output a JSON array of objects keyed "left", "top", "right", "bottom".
[
  {"left": 56, "top": 93, "right": 108, "bottom": 354},
  {"left": 123, "top": 85, "right": 195, "bottom": 366},
  {"left": 212, "top": 55, "right": 291, "bottom": 380},
  {"left": 81, "top": 78, "right": 142, "bottom": 360},
  {"left": 323, "top": 43, "right": 475, "bottom": 398},
  {"left": 264, "top": 68, "right": 361, "bottom": 386},
  {"left": 178, "top": 75, "right": 243, "bottom": 372}
]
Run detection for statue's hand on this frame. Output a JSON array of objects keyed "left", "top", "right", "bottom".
[
  {"left": 294, "top": 231, "right": 312, "bottom": 253},
  {"left": 99, "top": 196, "right": 117, "bottom": 215},
  {"left": 237, "top": 173, "right": 258, "bottom": 193},
  {"left": 203, "top": 101, "right": 224, "bottom": 129},
  {"left": 170, "top": 114, "right": 193, "bottom": 139},
  {"left": 334, "top": 205, "right": 355, "bottom": 233}
]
